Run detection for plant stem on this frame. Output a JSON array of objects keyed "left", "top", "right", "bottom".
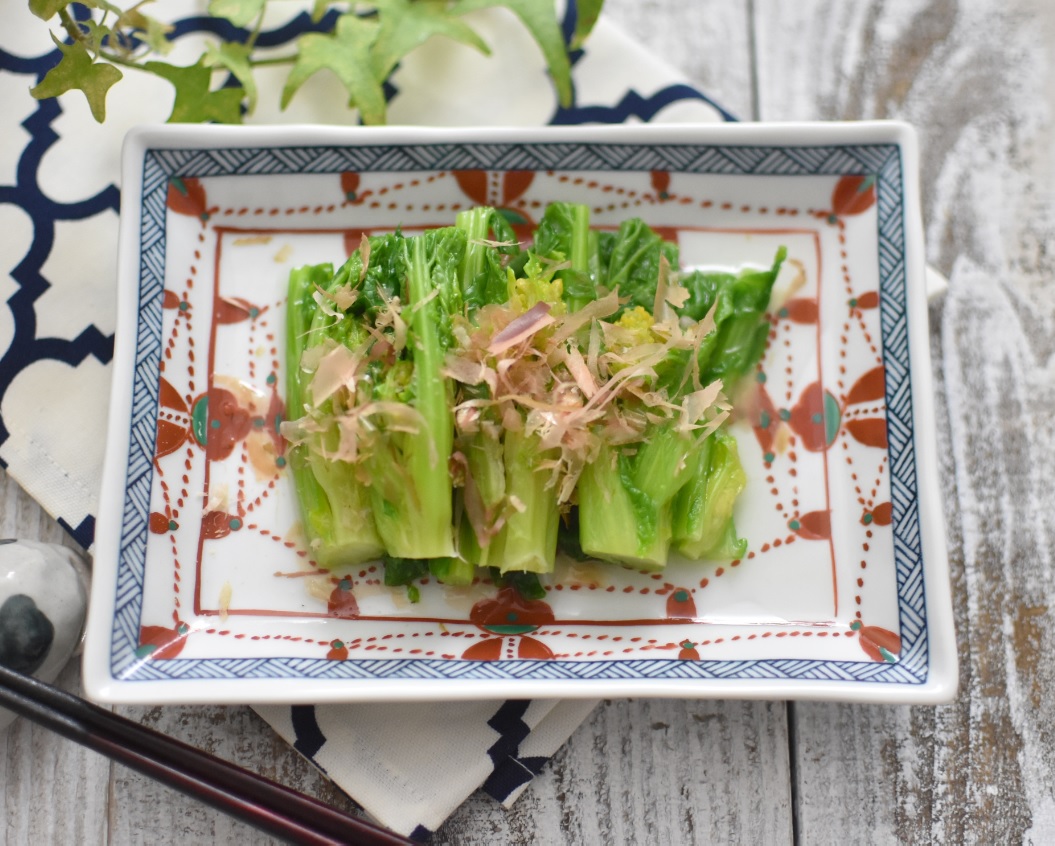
[
  {"left": 57, "top": 7, "right": 149, "bottom": 71},
  {"left": 245, "top": 5, "right": 267, "bottom": 51},
  {"left": 58, "top": 7, "right": 86, "bottom": 44},
  {"left": 247, "top": 54, "right": 298, "bottom": 67},
  {"left": 95, "top": 47, "right": 145, "bottom": 71}
]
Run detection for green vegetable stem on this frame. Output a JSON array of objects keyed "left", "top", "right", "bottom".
[
  {"left": 576, "top": 243, "right": 785, "bottom": 568},
  {"left": 579, "top": 426, "right": 696, "bottom": 570},
  {"left": 532, "top": 202, "right": 595, "bottom": 311},
  {"left": 672, "top": 430, "right": 749, "bottom": 561},
  {"left": 488, "top": 428, "right": 561, "bottom": 574},
  {"left": 448, "top": 207, "right": 515, "bottom": 575},
  {"left": 285, "top": 264, "right": 385, "bottom": 567},
  {"left": 365, "top": 229, "right": 462, "bottom": 560}
]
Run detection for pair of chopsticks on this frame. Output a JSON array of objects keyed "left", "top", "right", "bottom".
[{"left": 0, "top": 664, "right": 412, "bottom": 845}]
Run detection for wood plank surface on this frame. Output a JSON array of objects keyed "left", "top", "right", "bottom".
[
  {"left": 596, "top": 0, "right": 757, "bottom": 121},
  {"left": 0, "top": 660, "right": 110, "bottom": 845},
  {"left": 0, "top": 470, "right": 110, "bottom": 846},
  {"left": 106, "top": 703, "right": 364, "bottom": 845},
  {"left": 2, "top": 0, "right": 1052, "bottom": 843},
  {"left": 755, "top": 0, "right": 1055, "bottom": 842},
  {"left": 436, "top": 699, "right": 791, "bottom": 845}
]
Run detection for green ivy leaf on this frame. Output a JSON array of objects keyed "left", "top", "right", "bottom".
[
  {"left": 282, "top": 13, "right": 387, "bottom": 125},
  {"left": 208, "top": 0, "right": 267, "bottom": 28},
  {"left": 29, "top": 0, "right": 69, "bottom": 20},
  {"left": 80, "top": 19, "right": 114, "bottom": 52},
  {"left": 141, "top": 15, "right": 176, "bottom": 54},
  {"left": 370, "top": 0, "right": 490, "bottom": 80},
  {"left": 30, "top": 34, "right": 123, "bottom": 122},
  {"left": 452, "top": 0, "right": 572, "bottom": 107},
  {"left": 117, "top": 7, "right": 175, "bottom": 54},
  {"left": 203, "top": 41, "right": 256, "bottom": 111},
  {"left": 145, "top": 59, "right": 245, "bottom": 124},
  {"left": 570, "top": 0, "right": 604, "bottom": 49}
]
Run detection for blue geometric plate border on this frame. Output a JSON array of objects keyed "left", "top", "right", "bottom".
[{"left": 111, "top": 139, "right": 927, "bottom": 687}]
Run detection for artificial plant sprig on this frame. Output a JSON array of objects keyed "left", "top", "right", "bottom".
[{"left": 27, "top": 0, "right": 604, "bottom": 125}]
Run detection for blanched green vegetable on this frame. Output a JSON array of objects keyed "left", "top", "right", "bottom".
[
  {"left": 579, "top": 426, "right": 697, "bottom": 569},
  {"left": 576, "top": 245, "right": 784, "bottom": 567},
  {"left": 532, "top": 201, "right": 595, "bottom": 311},
  {"left": 681, "top": 249, "right": 787, "bottom": 387},
  {"left": 366, "top": 231, "right": 460, "bottom": 559},
  {"left": 672, "top": 430, "right": 748, "bottom": 560},
  {"left": 282, "top": 204, "right": 784, "bottom": 594},
  {"left": 285, "top": 264, "right": 384, "bottom": 568},
  {"left": 488, "top": 429, "right": 561, "bottom": 574}
]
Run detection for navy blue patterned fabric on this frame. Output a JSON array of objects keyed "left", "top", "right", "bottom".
[
  {"left": 290, "top": 704, "right": 328, "bottom": 759},
  {"left": 481, "top": 700, "right": 550, "bottom": 801},
  {"left": 1, "top": 86, "right": 117, "bottom": 553}
]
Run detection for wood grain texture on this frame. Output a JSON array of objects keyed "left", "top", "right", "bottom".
[
  {"left": 0, "top": 467, "right": 110, "bottom": 846},
  {"left": 106, "top": 704, "right": 365, "bottom": 845},
  {"left": 0, "top": 661, "right": 110, "bottom": 846},
  {"left": 601, "top": 0, "right": 755, "bottom": 121},
  {"left": 3, "top": 1, "right": 1053, "bottom": 843},
  {"left": 755, "top": 0, "right": 1055, "bottom": 842},
  {"left": 436, "top": 699, "right": 792, "bottom": 845}
]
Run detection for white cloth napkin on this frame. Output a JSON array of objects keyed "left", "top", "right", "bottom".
[
  {"left": 256, "top": 698, "right": 599, "bottom": 838},
  {"left": 0, "top": 2, "right": 725, "bottom": 838}
]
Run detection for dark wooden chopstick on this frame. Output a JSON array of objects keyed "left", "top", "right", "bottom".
[{"left": 0, "top": 664, "right": 412, "bottom": 845}]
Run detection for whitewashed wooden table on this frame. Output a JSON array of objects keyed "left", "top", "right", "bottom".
[{"left": 4, "top": 1, "right": 1055, "bottom": 842}]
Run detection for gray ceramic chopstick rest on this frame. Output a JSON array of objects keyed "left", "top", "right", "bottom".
[{"left": 0, "top": 540, "right": 89, "bottom": 731}]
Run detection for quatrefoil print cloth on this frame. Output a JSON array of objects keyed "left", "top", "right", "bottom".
[{"left": 2, "top": 2, "right": 726, "bottom": 838}]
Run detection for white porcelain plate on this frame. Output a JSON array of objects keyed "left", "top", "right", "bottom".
[{"left": 83, "top": 123, "right": 957, "bottom": 704}]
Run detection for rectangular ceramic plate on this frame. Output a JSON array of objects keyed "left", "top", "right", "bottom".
[{"left": 83, "top": 122, "right": 957, "bottom": 704}]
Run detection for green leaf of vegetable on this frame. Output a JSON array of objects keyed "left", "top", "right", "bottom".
[
  {"left": 29, "top": 0, "right": 69, "bottom": 20},
  {"left": 208, "top": 0, "right": 266, "bottom": 28},
  {"left": 451, "top": 0, "right": 573, "bottom": 107},
  {"left": 204, "top": 41, "right": 257, "bottom": 111},
  {"left": 282, "top": 13, "right": 387, "bottom": 125},
  {"left": 571, "top": 0, "right": 604, "bottom": 49},
  {"left": 30, "top": 35, "right": 123, "bottom": 123},
  {"left": 145, "top": 59, "right": 245, "bottom": 124},
  {"left": 370, "top": 0, "right": 490, "bottom": 80}
]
